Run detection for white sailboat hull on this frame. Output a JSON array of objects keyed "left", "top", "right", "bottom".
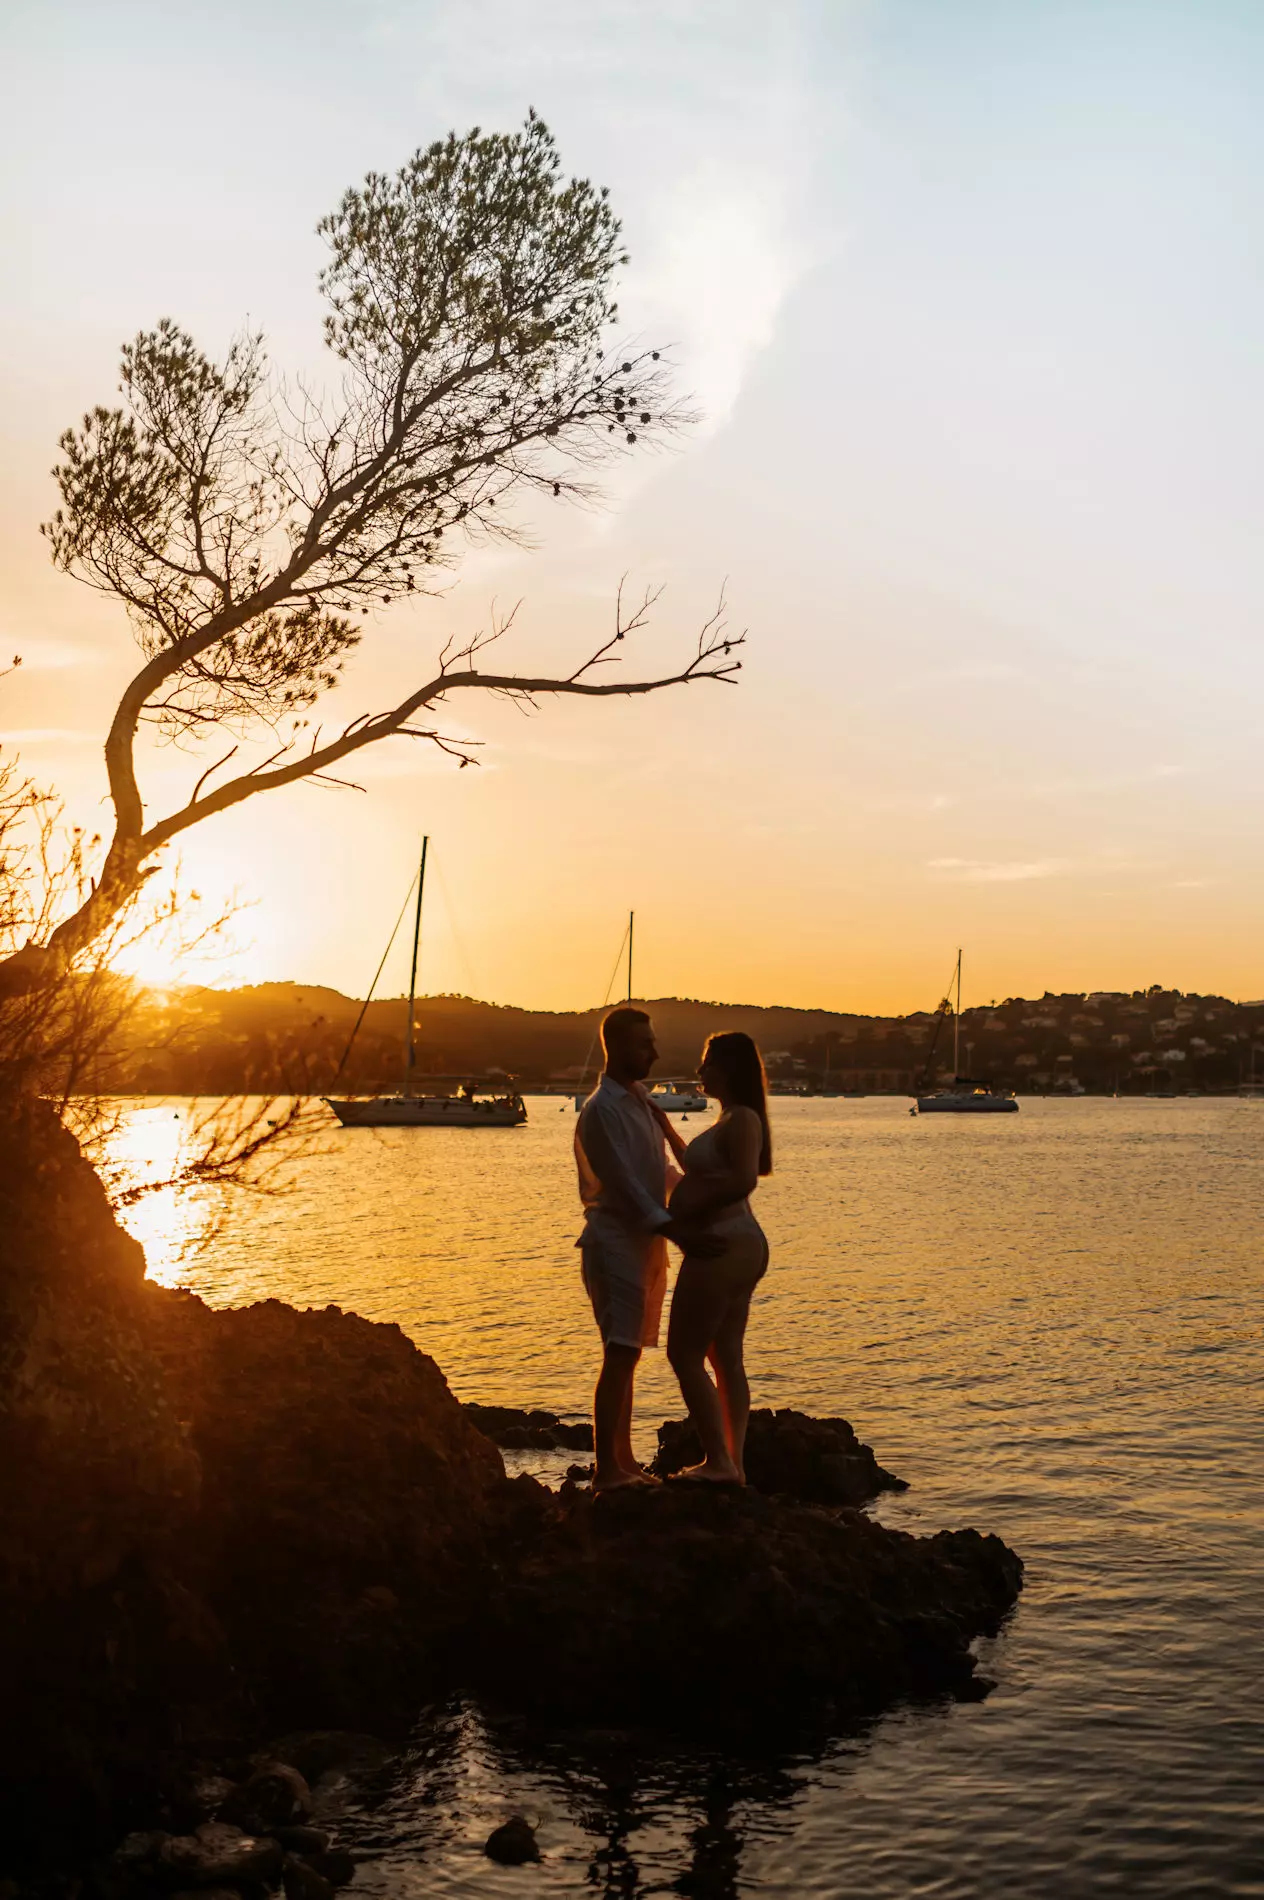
[
  {"left": 648, "top": 1088, "right": 708, "bottom": 1112},
  {"left": 573, "top": 1085, "right": 708, "bottom": 1112},
  {"left": 326, "top": 1095, "right": 527, "bottom": 1127}
]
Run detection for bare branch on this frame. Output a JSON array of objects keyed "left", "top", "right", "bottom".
[{"left": 187, "top": 743, "right": 238, "bottom": 806}]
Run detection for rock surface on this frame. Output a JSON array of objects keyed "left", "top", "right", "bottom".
[
  {"left": 474, "top": 1479, "right": 1021, "bottom": 1727},
  {"left": 465, "top": 1401, "right": 593, "bottom": 1451},
  {"left": 218, "top": 1761, "right": 311, "bottom": 1831},
  {"left": 484, "top": 1816, "right": 541, "bottom": 1864},
  {"left": 652, "top": 1407, "right": 908, "bottom": 1506},
  {"left": 143, "top": 1289, "right": 504, "bottom": 1733},
  {"left": 157, "top": 1821, "right": 283, "bottom": 1888}
]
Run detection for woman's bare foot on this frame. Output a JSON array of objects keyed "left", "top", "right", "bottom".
[
  {"left": 593, "top": 1467, "right": 657, "bottom": 1493},
  {"left": 674, "top": 1459, "right": 743, "bottom": 1485}
]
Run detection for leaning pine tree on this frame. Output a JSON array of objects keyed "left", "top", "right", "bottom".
[{"left": 4, "top": 114, "right": 741, "bottom": 991}]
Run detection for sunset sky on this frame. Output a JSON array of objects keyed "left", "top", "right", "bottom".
[{"left": 3, "top": 0, "right": 1263, "bottom": 1013}]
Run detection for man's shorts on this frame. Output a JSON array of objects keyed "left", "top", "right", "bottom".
[{"left": 579, "top": 1233, "right": 667, "bottom": 1349}]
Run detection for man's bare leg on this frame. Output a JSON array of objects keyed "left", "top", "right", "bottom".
[
  {"left": 616, "top": 1365, "right": 641, "bottom": 1476},
  {"left": 594, "top": 1343, "right": 644, "bottom": 1490}
]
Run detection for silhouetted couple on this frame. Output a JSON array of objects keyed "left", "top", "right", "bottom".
[{"left": 575, "top": 1008, "right": 772, "bottom": 1492}]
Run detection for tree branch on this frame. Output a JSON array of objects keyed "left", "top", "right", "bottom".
[{"left": 139, "top": 616, "right": 741, "bottom": 854}]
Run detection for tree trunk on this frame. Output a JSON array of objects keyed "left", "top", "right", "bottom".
[{"left": 0, "top": 847, "right": 145, "bottom": 998}]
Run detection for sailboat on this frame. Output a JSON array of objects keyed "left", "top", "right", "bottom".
[
  {"left": 914, "top": 949, "right": 1019, "bottom": 1114},
  {"left": 574, "top": 912, "right": 636, "bottom": 1110},
  {"left": 325, "top": 837, "right": 527, "bottom": 1128},
  {"left": 571, "top": 914, "right": 707, "bottom": 1112}
]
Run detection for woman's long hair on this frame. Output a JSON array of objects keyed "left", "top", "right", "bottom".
[{"left": 701, "top": 1031, "right": 772, "bottom": 1175}]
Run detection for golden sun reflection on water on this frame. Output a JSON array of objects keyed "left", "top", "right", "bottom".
[{"left": 103, "top": 1100, "right": 220, "bottom": 1287}]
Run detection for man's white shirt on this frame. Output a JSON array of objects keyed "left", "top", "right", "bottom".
[{"left": 575, "top": 1074, "right": 672, "bottom": 1245}]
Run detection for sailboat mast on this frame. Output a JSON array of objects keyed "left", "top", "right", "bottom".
[
  {"left": 626, "top": 910, "right": 634, "bottom": 1003},
  {"left": 953, "top": 948, "right": 962, "bottom": 1076},
  {"left": 403, "top": 836, "right": 429, "bottom": 1098}
]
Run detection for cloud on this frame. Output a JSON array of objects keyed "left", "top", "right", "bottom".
[{"left": 927, "top": 856, "right": 1068, "bottom": 883}]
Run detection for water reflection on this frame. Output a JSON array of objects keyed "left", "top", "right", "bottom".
[
  {"left": 341, "top": 1699, "right": 827, "bottom": 1898},
  {"left": 101, "top": 1099, "right": 219, "bottom": 1286}
]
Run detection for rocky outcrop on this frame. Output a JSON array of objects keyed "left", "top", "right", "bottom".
[
  {"left": 463, "top": 1401, "right": 593, "bottom": 1451},
  {"left": 652, "top": 1407, "right": 907, "bottom": 1506},
  {"left": 0, "top": 1099, "right": 224, "bottom": 1854},
  {"left": 0, "top": 1100, "right": 504, "bottom": 1863},
  {"left": 142, "top": 1290, "right": 503, "bottom": 1731},
  {"left": 102, "top": 1746, "right": 364, "bottom": 1899},
  {"left": 474, "top": 1478, "right": 1021, "bottom": 1727}
]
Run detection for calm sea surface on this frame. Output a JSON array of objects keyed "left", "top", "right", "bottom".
[{"left": 113, "top": 1097, "right": 1264, "bottom": 1899}]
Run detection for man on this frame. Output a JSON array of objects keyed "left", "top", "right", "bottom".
[{"left": 575, "top": 1007, "right": 718, "bottom": 1491}]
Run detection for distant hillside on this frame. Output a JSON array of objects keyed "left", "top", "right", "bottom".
[
  {"left": 114, "top": 982, "right": 1264, "bottom": 1097},
  {"left": 118, "top": 986, "right": 874, "bottom": 1094}
]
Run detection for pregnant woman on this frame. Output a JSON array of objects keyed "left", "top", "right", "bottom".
[{"left": 657, "top": 1031, "right": 772, "bottom": 1484}]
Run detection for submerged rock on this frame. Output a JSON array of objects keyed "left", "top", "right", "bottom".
[
  {"left": 474, "top": 1480, "right": 1021, "bottom": 1729},
  {"left": 652, "top": 1408, "right": 907, "bottom": 1507},
  {"left": 484, "top": 1815, "right": 541, "bottom": 1864},
  {"left": 465, "top": 1402, "right": 593, "bottom": 1452}
]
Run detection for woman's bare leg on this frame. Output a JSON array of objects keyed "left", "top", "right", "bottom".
[
  {"left": 667, "top": 1263, "right": 740, "bottom": 1480},
  {"left": 710, "top": 1291, "right": 754, "bottom": 1478},
  {"left": 669, "top": 1344, "right": 738, "bottom": 1477}
]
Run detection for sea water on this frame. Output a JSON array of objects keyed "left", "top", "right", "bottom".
[{"left": 113, "top": 1097, "right": 1264, "bottom": 1898}]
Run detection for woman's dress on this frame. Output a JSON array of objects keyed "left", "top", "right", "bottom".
[{"left": 679, "top": 1121, "right": 769, "bottom": 1289}]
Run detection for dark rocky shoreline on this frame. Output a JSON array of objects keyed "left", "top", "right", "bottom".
[{"left": 0, "top": 1100, "right": 1023, "bottom": 1893}]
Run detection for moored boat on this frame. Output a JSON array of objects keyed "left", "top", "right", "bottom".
[
  {"left": 916, "top": 1078, "right": 1018, "bottom": 1114},
  {"left": 647, "top": 1081, "right": 708, "bottom": 1113},
  {"left": 328, "top": 1087, "right": 526, "bottom": 1128},
  {"left": 913, "top": 950, "right": 1019, "bottom": 1116},
  {"left": 325, "top": 835, "right": 528, "bottom": 1130}
]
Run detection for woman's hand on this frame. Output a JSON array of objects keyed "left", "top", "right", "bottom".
[
  {"left": 648, "top": 1096, "right": 690, "bottom": 1165},
  {"left": 662, "top": 1216, "right": 725, "bottom": 1258}
]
